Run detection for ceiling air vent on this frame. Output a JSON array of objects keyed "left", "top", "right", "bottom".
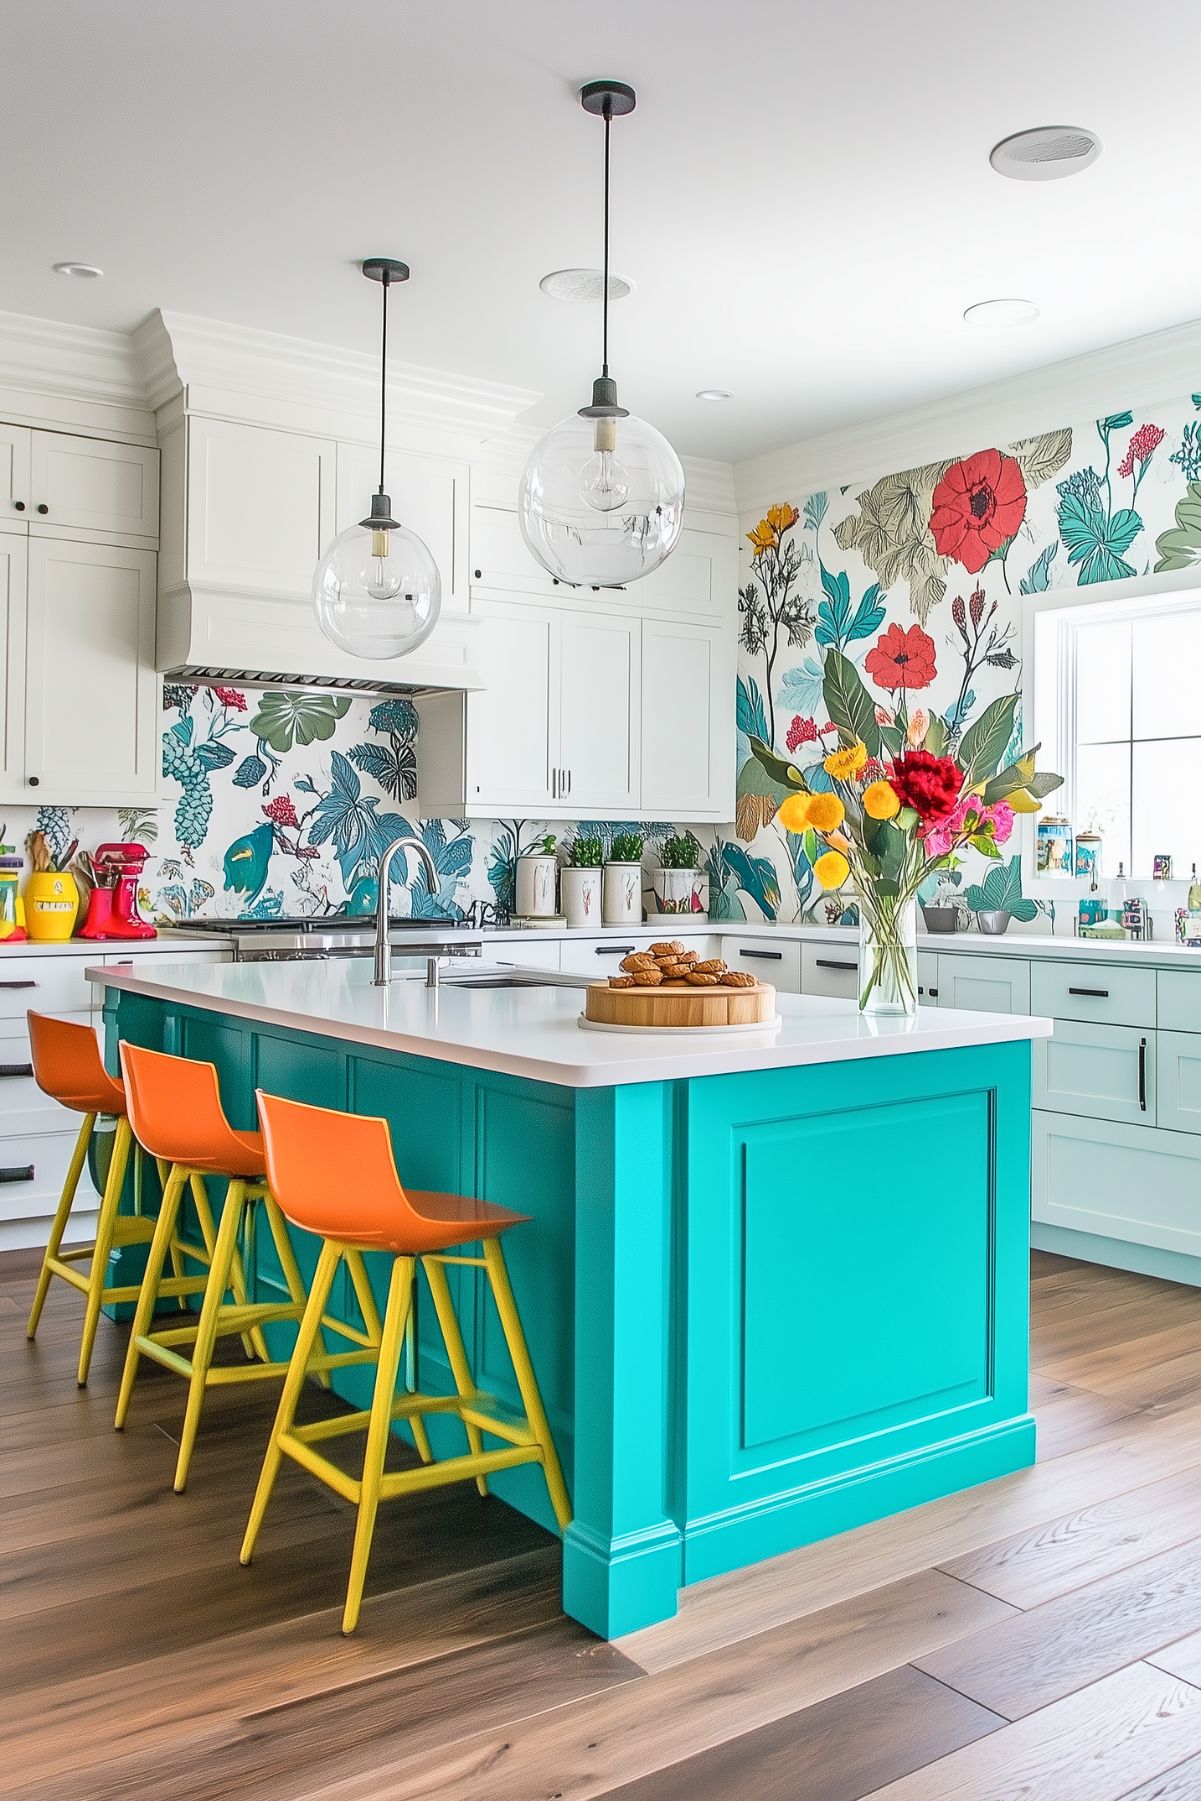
[{"left": 989, "top": 125, "right": 1102, "bottom": 181}]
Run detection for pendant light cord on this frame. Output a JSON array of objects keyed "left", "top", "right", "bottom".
[
  {"left": 601, "top": 99, "right": 611, "bottom": 378},
  {"left": 378, "top": 269, "right": 389, "bottom": 495}
]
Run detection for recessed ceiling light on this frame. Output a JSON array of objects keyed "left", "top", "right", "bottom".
[
  {"left": 539, "top": 267, "right": 632, "bottom": 303},
  {"left": 695, "top": 388, "right": 734, "bottom": 402},
  {"left": 989, "top": 126, "right": 1101, "bottom": 181},
  {"left": 52, "top": 261, "right": 103, "bottom": 279},
  {"left": 963, "top": 298, "right": 1040, "bottom": 328}
]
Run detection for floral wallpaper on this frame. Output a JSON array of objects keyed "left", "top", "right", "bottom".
[
  {"left": 716, "top": 387, "right": 1201, "bottom": 926},
  {"left": 22, "top": 684, "right": 692, "bottom": 924}
]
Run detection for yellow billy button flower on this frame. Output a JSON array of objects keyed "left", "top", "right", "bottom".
[
  {"left": 776, "top": 792, "right": 813, "bottom": 833},
  {"left": 805, "top": 792, "right": 845, "bottom": 833},
  {"left": 863, "top": 779, "right": 900, "bottom": 820},
  {"left": 814, "top": 849, "right": 850, "bottom": 890},
  {"left": 823, "top": 740, "right": 868, "bottom": 781}
]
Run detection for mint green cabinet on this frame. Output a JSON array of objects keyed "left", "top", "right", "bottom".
[
  {"left": 1033, "top": 1110, "right": 1201, "bottom": 1261},
  {"left": 935, "top": 954, "right": 1030, "bottom": 1016},
  {"left": 1034, "top": 1020, "right": 1152, "bottom": 1128},
  {"left": 1157, "top": 1031, "right": 1201, "bottom": 1136}
]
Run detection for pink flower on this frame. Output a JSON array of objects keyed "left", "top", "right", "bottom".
[
  {"left": 989, "top": 801, "right": 1015, "bottom": 845},
  {"left": 922, "top": 792, "right": 1014, "bottom": 858},
  {"left": 263, "top": 794, "right": 299, "bottom": 828},
  {"left": 1118, "top": 423, "right": 1165, "bottom": 479},
  {"left": 786, "top": 715, "right": 818, "bottom": 751}
]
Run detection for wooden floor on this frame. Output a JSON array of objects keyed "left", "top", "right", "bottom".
[{"left": 7, "top": 1249, "right": 1201, "bottom": 1800}]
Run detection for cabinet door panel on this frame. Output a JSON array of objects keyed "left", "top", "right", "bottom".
[
  {"left": 1032, "top": 1110, "right": 1201, "bottom": 1257},
  {"left": 1030, "top": 959, "right": 1155, "bottom": 1028},
  {"left": 30, "top": 432, "right": 158, "bottom": 540},
  {"left": 188, "top": 418, "right": 334, "bottom": 595},
  {"left": 559, "top": 613, "right": 638, "bottom": 811},
  {"left": 640, "top": 619, "right": 732, "bottom": 818},
  {"left": 24, "top": 539, "right": 158, "bottom": 804},
  {"left": 464, "top": 602, "right": 555, "bottom": 811},
  {"left": 469, "top": 504, "right": 560, "bottom": 599},
  {"left": 1157, "top": 1031, "right": 1201, "bottom": 1136},
  {"left": 935, "top": 954, "right": 1030, "bottom": 1016},
  {"left": 724, "top": 937, "right": 801, "bottom": 991},
  {"left": 917, "top": 950, "right": 939, "bottom": 1003},
  {"left": 0, "top": 536, "right": 28, "bottom": 797},
  {"left": 0, "top": 424, "right": 30, "bottom": 534},
  {"left": 335, "top": 443, "right": 468, "bottom": 610},
  {"left": 1033, "top": 1019, "right": 1151, "bottom": 1127},
  {"left": 637, "top": 525, "right": 737, "bottom": 619},
  {"left": 801, "top": 940, "right": 858, "bottom": 1000}
]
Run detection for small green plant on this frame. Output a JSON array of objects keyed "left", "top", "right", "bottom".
[
  {"left": 522, "top": 833, "right": 557, "bottom": 857},
  {"left": 568, "top": 834, "right": 604, "bottom": 868},
  {"left": 661, "top": 831, "right": 701, "bottom": 869},
  {"left": 965, "top": 855, "right": 1038, "bottom": 923},
  {"left": 608, "top": 831, "right": 644, "bottom": 863}
]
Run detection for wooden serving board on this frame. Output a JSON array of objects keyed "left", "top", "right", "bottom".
[{"left": 584, "top": 979, "right": 776, "bottom": 1030}]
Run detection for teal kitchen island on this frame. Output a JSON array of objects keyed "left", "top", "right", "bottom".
[{"left": 97, "top": 958, "right": 1051, "bottom": 1640}]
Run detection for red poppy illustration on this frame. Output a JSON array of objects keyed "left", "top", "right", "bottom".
[
  {"left": 864, "top": 622, "right": 937, "bottom": 691},
  {"left": 929, "top": 449, "right": 1027, "bottom": 575}
]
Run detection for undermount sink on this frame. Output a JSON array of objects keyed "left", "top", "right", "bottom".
[{"left": 436, "top": 967, "right": 590, "bottom": 991}]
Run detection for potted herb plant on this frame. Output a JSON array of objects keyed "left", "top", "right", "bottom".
[
  {"left": 514, "top": 833, "right": 557, "bottom": 919},
  {"left": 966, "top": 855, "right": 1039, "bottom": 935},
  {"left": 921, "top": 861, "right": 964, "bottom": 934},
  {"left": 561, "top": 834, "right": 603, "bottom": 929},
  {"left": 652, "top": 831, "right": 705, "bottom": 920},
  {"left": 602, "top": 830, "right": 644, "bottom": 926}
]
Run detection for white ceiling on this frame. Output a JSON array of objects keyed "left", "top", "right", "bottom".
[{"left": 4, "top": 0, "right": 1199, "bottom": 464}]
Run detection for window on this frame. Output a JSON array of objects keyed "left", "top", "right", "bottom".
[{"left": 1031, "top": 585, "right": 1201, "bottom": 881}]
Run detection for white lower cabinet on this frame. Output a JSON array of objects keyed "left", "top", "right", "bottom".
[
  {"left": 934, "top": 953, "right": 1030, "bottom": 1015},
  {"left": 724, "top": 936, "right": 801, "bottom": 991},
  {"left": 1034, "top": 1020, "right": 1152, "bottom": 1128},
  {"left": 1032, "top": 1110, "right": 1201, "bottom": 1260},
  {"left": 917, "top": 951, "right": 940, "bottom": 1002},
  {"left": 801, "top": 941, "right": 858, "bottom": 1000},
  {"left": 558, "top": 931, "right": 717, "bottom": 977}
]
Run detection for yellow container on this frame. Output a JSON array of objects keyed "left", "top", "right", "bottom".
[{"left": 26, "top": 871, "right": 80, "bottom": 942}]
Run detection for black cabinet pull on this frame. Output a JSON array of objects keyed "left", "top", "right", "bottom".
[
  {"left": 0, "top": 1164, "right": 34, "bottom": 1183},
  {"left": 815, "top": 958, "right": 856, "bottom": 971},
  {"left": 13, "top": 500, "right": 25, "bottom": 512},
  {"left": 473, "top": 568, "right": 482, "bottom": 579},
  {"left": 739, "top": 948, "right": 782, "bottom": 961},
  {"left": 36, "top": 503, "right": 48, "bottom": 515},
  {"left": 1138, "top": 1036, "right": 1148, "bottom": 1112},
  {"left": 595, "top": 945, "right": 635, "bottom": 956},
  {"left": 0, "top": 1062, "right": 33, "bottom": 1079},
  {"left": 27, "top": 776, "right": 38, "bottom": 787},
  {"left": 929, "top": 987, "right": 939, "bottom": 998},
  {"left": 0, "top": 979, "right": 36, "bottom": 990},
  {"left": 1068, "top": 985, "right": 1109, "bottom": 998}
]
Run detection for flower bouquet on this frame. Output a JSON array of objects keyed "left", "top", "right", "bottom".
[{"left": 751, "top": 649, "right": 1063, "bottom": 1014}]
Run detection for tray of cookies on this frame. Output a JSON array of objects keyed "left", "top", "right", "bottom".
[{"left": 580, "top": 942, "right": 780, "bottom": 1032}]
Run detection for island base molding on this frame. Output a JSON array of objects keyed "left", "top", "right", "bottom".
[{"left": 102, "top": 991, "right": 1036, "bottom": 1641}]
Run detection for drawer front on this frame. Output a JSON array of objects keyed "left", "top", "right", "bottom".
[
  {"left": 1030, "top": 959, "right": 1155, "bottom": 1028},
  {"left": 0, "top": 957, "right": 95, "bottom": 1019},
  {"left": 1158, "top": 971, "right": 1201, "bottom": 1035},
  {"left": 917, "top": 951, "right": 940, "bottom": 1004},
  {"left": 0, "top": 1013, "right": 98, "bottom": 1135},
  {"left": 936, "top": 955, "right": 1030, "bottom": 1016},
  {"left": 801, "top": 941, "right": 857, "bottom": 1000},
  {"left": 1157, "top": 1031, "right": 1201, "bottom": 1135},
  {"left": 0, "top": 1128, "right": 98, "bottom": 1225},
  {"left": 725, "top": 936, "right": 802, "bottom": 991},
  {"left": 1032, "top": 1109, "right": 1201, "bottom": 1257},
  {"left": 490, "top": 939, "right": 562, "bottom": 972},
  {"left": 1034, "top": 1020, "right": 1152, "bottom": 1127},
  {"left": 559, "top": 931, "right": 718, "bottom": 975}
]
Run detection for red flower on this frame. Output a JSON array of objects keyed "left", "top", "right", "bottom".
[
  {"left": 886, "top": 750, "right": 964, "bottom": 823},
  {"left": 786, "top": 715, "right": 818, "bottom": 751},
  {"left": 864, "top": 622, "right": 937, "bottom": 691},
  {"left": 214, "top": 686, "right": 248, "bottom": 711},
  {"left": 1117, "top": 423, "right": 1165, "bottom": 479},
  {"left": 263, "top": 794, "right": 299, "bottom": 828},
  {"left": 929, "top": 450, "right": 1027, "bottom": 575}
]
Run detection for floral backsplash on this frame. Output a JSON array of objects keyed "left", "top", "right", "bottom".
[
  {"left": 714, "top": 386, "right": 1201, "bottom": 926},
  {"left": 17, "top": 683, "right": 697, "bottom": 924}
]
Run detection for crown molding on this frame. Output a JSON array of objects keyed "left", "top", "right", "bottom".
[
  {"left": 734, "top": 316, "right": 1201, "bottom": 516},
  {"left": 0, "top": 308, "right": 156, "bottom": 440},
  {"left": 132, "top": 309, "right": 543, "bottom": 452}
]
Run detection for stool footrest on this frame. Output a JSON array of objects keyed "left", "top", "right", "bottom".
[{"left": 277, "top": 1430, "right": 539, "bottom": 1506}]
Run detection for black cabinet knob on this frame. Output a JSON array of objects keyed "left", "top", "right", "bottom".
[
  {"left": 36, "top": 504, "right": 48, "bottom": 515},
  {"left": 27, "top": 776, "right": 39, "bottom": 787},
  {"left": 13, "top": 501, "right": 25, "bottom": 512},
  {"left": 474, "top": 568, "right": 482, "bottom": 579}
]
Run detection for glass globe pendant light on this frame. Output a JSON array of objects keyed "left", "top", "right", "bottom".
[
  {"left": 519, "top": 81, "right": 685, "bottom": 588},
  {"left": 313, "top": 258, "right": 441, "bottom": 658}
]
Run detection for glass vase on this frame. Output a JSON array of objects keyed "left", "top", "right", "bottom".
[{"left": 857, "top": 892, "right": 919, "bottom": 1017}]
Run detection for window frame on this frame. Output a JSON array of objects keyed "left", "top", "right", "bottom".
[{"left": 1021, "top": 565, "right": 1201, "bottom": 898}]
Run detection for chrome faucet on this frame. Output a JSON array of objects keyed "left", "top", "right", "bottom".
[{"left": 372, "top": 836, "right": 440, "bottom": 987}]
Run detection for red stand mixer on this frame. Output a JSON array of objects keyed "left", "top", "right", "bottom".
[{"left": 78, "top": 843, "right": 157, "bottom": 941}]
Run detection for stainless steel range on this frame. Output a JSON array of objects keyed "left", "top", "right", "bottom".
[{"left": 175, "top": 914, "right": 483, "bottom": 963}]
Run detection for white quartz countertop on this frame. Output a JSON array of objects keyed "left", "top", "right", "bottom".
[
  {"left": 0, "top": 927, "right": 229, "bottom": 958},
  {"left": 91, "top": 958, "right": 1052, "bottom": 1090}
]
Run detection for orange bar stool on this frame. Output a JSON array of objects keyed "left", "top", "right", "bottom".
[
  {"left": 241, "top": 1090, "right": 572, "bottom": 1634},
  {"left": 24, "top": 1013, "right": 202, "bottom": 1387},
  {"left": 113, "top": 1042, "right": 373, "bottom": 1493}
]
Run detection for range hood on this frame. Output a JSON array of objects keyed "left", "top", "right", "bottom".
[{"left": 157, "top": 581, "right": 484, "bottom": 697}]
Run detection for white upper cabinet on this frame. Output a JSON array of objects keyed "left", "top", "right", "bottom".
[
  {"left": 0, "top": 425, "right": 31, "bottom": 535},
  {"left": 558, "top": 613, "right": 639, "bottom": 812},
  {"left": 28, "top": 432, "right": 159, "bottom": 543},
  {"left": 463, "top": 601, "right": 557, "bottom": 813},
  {"left": 185, "top": 417, "right": 336, "bottom": 596},
  {"left": 639, "top": 618, "right": 734, "bottom": 820},
  {"left": 20, "top": 539, "right": 158, "bottom": 804},
  {"left": 0, "top": 536, "right": 28, "bottom": 790},
  {"left": 333, "top": 442, "right": 469, "bottom": 612},
  {"left": 469, "top": 503, "right": 561, "bottom": 600},
  {"left": 636, "top": 526, "right": 738, "bottom": 621}
]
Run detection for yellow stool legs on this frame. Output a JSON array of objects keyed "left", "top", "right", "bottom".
[{"left": 241, "top": 1237, "right": 572, "bottom": 1635}]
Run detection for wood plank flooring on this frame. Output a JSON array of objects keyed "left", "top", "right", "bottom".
[{"left": 5, "top": 1246, "right": 1201, "bottom": 1800}]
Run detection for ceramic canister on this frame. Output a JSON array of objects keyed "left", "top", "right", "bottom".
[
  {"left": 561, "top": 866, "right": 601, "bottom": 930},
  {"left": 514, "top": 854, "right": 557, "bottom": 918},
  {"left": 602, "top": 861, "right": 642, "bottom": 926}
]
